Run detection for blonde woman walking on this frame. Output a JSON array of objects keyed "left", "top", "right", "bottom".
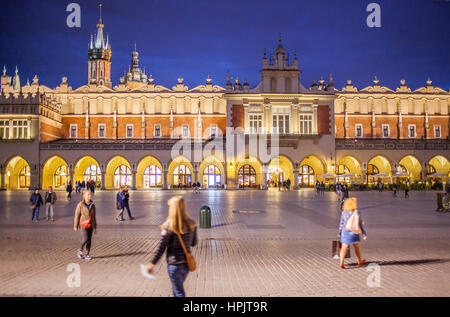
[
  {"left": 338, "top": 197, "right": 367, "bottom": 269},
  {"left": 146, "top": 196, "right": 197, "bottom": 297}
]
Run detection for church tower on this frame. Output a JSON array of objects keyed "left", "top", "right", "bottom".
[{"left": 88, "top": 4, "right": 112, "bottom": 88}]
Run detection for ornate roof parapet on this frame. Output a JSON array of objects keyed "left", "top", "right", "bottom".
[
  {"left": 414, "top": 77, "right": 448, "bottom": 94},
  {"left": 172, "top": 77, "right": 188, "bottom": 91},
  {"left": 342, "top": 80, "right": 358, "bottom": 92},
  {"left": 396, "top": 79, "right": 411, "bottom": 93}
]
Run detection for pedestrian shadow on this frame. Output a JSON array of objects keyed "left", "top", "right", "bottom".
[
  {"left": 345, "top": 258, "right": 448, "bottom": 267},
  {"left": 374, "top": 259, "right": 449, "bottom": 266},
  {"left": 211, "top": 221, "right": 241, "bottom": 228},
  {"left": 93, "top": 251, "right": 147, "bottom": 259}
]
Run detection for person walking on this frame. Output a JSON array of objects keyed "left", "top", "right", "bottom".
[
  {"left": 44, "top": 186, "right": 57, "bottom": 221},
  {"left": 315, "top": 180, "right": 320, "bottom": 195},
  {"left": 122, "top": 186, "right": 135, "bottom": 220},
  {"left": 405, "top": 182, "right": 410, "bottom": 198},
  {"left": 320, "top": 181, "right": 325, "bottom": 195},
  {"left": 146, "top": 196, "right": 198, "bottom": 297},
  {"left": 29, "top": 188, "right": 44, "bottom": 223},
  {"left": 286, "top": 178, "right": 291, "bottom": 191},
  {"left": 392, "top": 183, "right": 397, "bottom": 198},
  {"left": 66, "top": 182, "right": 73, "bottom": 201},
  {"left": 338, "top": 197, "right": 367, "bottom": 269},
  {"left": 81, "top": 180, "right": 85, "bottom": 194},
  {"left": 74, "top": 190, "right": 97, "bottom": 261},
  {"left": 116, "top": 186, "right": 125, "bottom": 221}
]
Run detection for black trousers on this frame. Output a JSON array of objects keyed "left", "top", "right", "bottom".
[
  {"left": 124, "top": 204, "right": 132, "bottom": 218},
  {"left": 80, "top": 227, "right": 93, "bottom": 254}
]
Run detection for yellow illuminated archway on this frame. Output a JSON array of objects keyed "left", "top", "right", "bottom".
[
  {"left": 337, "top": 156, "right": 362, "bottom": 184},
  {"left": 168, "top": 156, "right": 194, "bottom": 188},
  {"left": 367, "top": 155, "right": 392, "bottom": 184},
  {"left": 300, "top": 155, "right": 325, "bottom": 185},
  {"left": 5, "top": 156, "right": 30, "bottom": 190},
  {"left": 235, "top": 155, "right": 262, "bottom": 188},
  {"left": 267, "top": 155, "right": 294, "bottom": 188},
  {"left": 105, "top": 156, "right": 131, "bottom": 189},
  {"left": 398, "top": 155, "right": 422, "bottom": 181},
  {"left": 136, "top": 156, "right": 163, "bottom": 189},
  {"left": 42, "top": 156, "right": 69, "bottom": 189},
  {"left": 428, "top": 156, "right": 450, "bottom": 177},
  {"left": 74, "top": 156, "right": 101, "bottom": 184},
  {"left": 199, "top": 156, "right": 224, "bottom": 188}
]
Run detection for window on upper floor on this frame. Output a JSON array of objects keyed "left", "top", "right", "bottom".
[
  {"left": 299, "top": 114, "right": 313, "bottom": 135},
  {"left": 249, "top": 114, "right": 262, "bottom": 133},
  {"left": 355, "top": 124, "right": 363, "bottom": 138},
  {"left": 70, "top": 124, "right": 77, "bottom": 139},
  {"left": 98, "top": 124, "right": 106, "bottom": 138},
  {"left": 408, "top": 124, "right": 416, "bottom": 138},
  {"left": 0, "top": 120, "right": 10, "bottom": 140},
  {"left": 126, "top": 124, "right": 134, "bottom": 138},
  {"left": 11, "top": 120, "right": 29, "bottom": 139},
  {"left": 434, "top": 125, "right": 441, "bottom": 138},
  {"left": 182, "top": 124, "right": 190, "bottom": 138},
  {"left": 154, "top": 124, "right": 161, "bottom": 137},
  {"left": 382, "top": 124, "right": 390, "bottom": 138},
  {"left": 273, "top": 114, "right": 289, "bottom": 134}
]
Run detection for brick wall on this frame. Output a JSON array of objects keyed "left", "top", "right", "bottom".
[
  {"left": 317, "top": 105, "right": 330, "bottom": 135},
  {"left": 231, "top": 104, "right": 244, "bottom": 129}
]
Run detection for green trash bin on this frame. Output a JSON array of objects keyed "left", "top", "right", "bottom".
[{"left": 199, "top": 206, "right": 211, "bottom": 228}]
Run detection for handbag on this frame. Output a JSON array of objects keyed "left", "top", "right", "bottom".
[
  {"left": 345, "top": 211, "right": 362, "bottom": 234},
  {"left": 176, "top": 232, "right": 196, "bottom": 272},
  {"left": 332, "top": 240, "right": 351, "bottom": 259},
  {"left": 80, "top": 217, "right": 91, "bottom": 229}
]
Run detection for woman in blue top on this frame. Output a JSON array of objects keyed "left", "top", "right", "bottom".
[{"left": 338, "top": 197, "right": 368, "bottom": 269}]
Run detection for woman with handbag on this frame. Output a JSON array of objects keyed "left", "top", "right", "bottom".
[
  {"left": 146, "top": 195, "right": 197, "bottom": 297},
  {"left": 338, "top": 197, "right": 368, "bottom": 269},
  {"left": 74, "top": 190, "right": 97, "bottom": 261}
]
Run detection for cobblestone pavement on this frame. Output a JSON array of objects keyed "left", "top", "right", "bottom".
[{"left": 0, "top": 189, "right": 449, "bottom": 297}]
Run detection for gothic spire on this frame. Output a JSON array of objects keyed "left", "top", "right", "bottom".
[{"left": 95, "top": 4, "right": 105, "bottom": 49}]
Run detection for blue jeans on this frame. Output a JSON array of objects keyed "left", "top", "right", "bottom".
[
  {"left": 167, "top": 264, "right": 189, "bottom": 297},
  {"left": 32, "top": 206, "right": 40, "bottom": 221}
]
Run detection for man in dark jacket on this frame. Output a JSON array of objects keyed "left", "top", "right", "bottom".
[
  {"left": 44, "top": 186, "right": 57, "bottom": 221},
  {"left": 66, "top": 182, "right": 73, "bottom": 201},
  {"left": 122, "top": 186, "right": 134, "bottom": 220},
  {"left": 30, "top": 188, "right": 43, "bottom": 223}
]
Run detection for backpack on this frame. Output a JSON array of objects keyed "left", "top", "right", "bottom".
[{"left": 345, "top": 211, "right": 362, "bottom": 234}]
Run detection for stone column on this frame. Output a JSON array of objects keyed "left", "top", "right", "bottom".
[
  {"left": 0, "top": 166, "right": 5, "bottom": 190},
  {"left": 243, "top": 101, "right": 249, "bottom": 133},
  {"left": 30, "top": 163, "right": 40, "bottom": 190},
  {"left": 223, "top": 162, "right": 228, "bottom": 189},
  {"left": 68, "top": 165, "right": 74, "bottom": 186},
  {"left": 132, "top": 169, "right": 137, "bottom": 190},
  {"left": 262, "top": 164, "right": 268, "bottom": 189},
  {"left": 193, "top": 163, "right": 199, "bottom": 184},
  {"left": 101, "top": 166, "right": 106, "bottom": 190},
  {"left": 163, "top": 164, "right": 168, "bottom": 190},
  {"left": 312, "top": 102, "right": 318, "bottom": 135},
  {"left": 293, "top": 165, "right": 299, "bottom": 190},
  {"left": 291, "top": 101, "right": 299, "bottom": 134}
]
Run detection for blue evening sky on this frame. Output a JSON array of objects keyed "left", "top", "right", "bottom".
[{"left": 1, "top": 0, "right": 449, "bottom": 91}]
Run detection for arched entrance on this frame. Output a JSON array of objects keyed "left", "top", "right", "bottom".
[
  {"left": 337, "top": 156, "right": 362, "bottom": 184},
  {"left": 106, "top": 156, "right": 132, "bottom": 189},
  {"left": 5, "top": 156, "right": 30, "bottom": 190},
  {"left": 267, "top": 155, "right": 294, "bottom": 188},
  {"left": 235, "top": 155, "right": 262, "bottom": 188},
  {"left": 299, "top": 155, "right": 325, "bottom": 187},
  {"left": 74, "top": 156, "right": 101, "bottom": 185},
  {"left": 367, "top": 155, "right": 391, "bottom": 184},
  {"left": 136, "top": 156, "right": 163, "bottom": 189},
  {"left": 199, "top": 156, "right": 224, "bottom": 188},
  {"left": 168, "top": 156, "right": 193, "bottom": 188},
  {"left": 42, "top": 156, "right": 69, "bottom": 189},
  {"left": 397, "top": 155, "right": 422, "bottom": 181}
]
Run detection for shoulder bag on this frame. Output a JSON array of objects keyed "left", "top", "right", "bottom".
[{"left": 176, "top": 232, "right": 196, "bottom": 272}]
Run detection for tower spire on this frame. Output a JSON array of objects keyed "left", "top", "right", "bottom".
[{"left": 99, "top": 3, "right": 103, "bottom": 25}]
